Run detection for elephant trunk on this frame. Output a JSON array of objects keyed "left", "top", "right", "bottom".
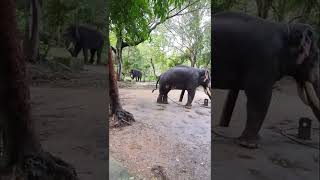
[
  {"left": 204, "top": 81, "right": 212, "bottom": 100},
  {"left": 297, "top": 79, "right": 320, "bottom": 121}
]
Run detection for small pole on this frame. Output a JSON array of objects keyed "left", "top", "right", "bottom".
[
  {"left": 298, "top": 117, "right": 312, "bottom": 140},
  {"left": 204, "top": 99, "right": 209, "bottom": 106}
]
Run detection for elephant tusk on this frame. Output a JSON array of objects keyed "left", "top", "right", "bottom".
[{"left": 304, "top": 82, "right": 320, "bottom": 111}]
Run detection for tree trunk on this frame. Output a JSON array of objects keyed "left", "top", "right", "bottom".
[
  {"left": 150, "top": 58, "right": 157, "bottom": 78},
  {"left": 108, "top": 48, "right": 135, "bottom": 127},
  {"left": 116, "top": 37, "right": 123, "bottom": 81},
  {"left": 0, "top": 1, "right": 78, "bottom": 179},
  {"left": 23, "top": 0, "right": 31, "bottom": 61},
  {"left": 29, "top": 0, "right": 40, "bottom": 62},
  {"left": 255, "top": 0, "right": 273, "bottom": 19},
  {"left": 56, "top": 25, "right": 61, "bottom": 46},
  {"left": 191, "top": 61, "right": 195, "bottom": 67},
  {"left": 190, "top": 54, "right": 196, "bottom": 67}
]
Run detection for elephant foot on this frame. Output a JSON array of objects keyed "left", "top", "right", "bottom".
[
  {"left": 157, "top": 96, "right": 162, "bottom": 103},
  {"left": 184, "top": 105, "right": 192, "bottom": 109},
  {"left": 235, "top": 136, "right": 260, "bottom": 149}
]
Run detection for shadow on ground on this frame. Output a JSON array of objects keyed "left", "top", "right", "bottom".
[
  {"left": 212, "top": 77, "right": 319, "bottom": 180},
  {"left": 110, "top": 87, "right": 211, "bottom": 180},
  {"left": 30, "top": 65, "right": 108, "bottom": 180}
]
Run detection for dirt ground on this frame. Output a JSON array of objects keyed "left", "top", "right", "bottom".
[
  {"left": 212, "top": 77, "right": 319, "bottom": 180},
  {"left": 110, "top": 87, "right": 211, "bottom": 179},
  {"left": 30, "top": 64, "right": 108, "bottom": 180}
]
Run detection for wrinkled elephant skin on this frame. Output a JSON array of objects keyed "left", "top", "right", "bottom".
[{"left": 212, "top": 12, "right": 320, "bottom": 148}]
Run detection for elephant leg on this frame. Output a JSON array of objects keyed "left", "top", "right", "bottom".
[
  {"left": 162, "top": 88, "right": 170, "bottom": 104},
  {"left": 179, "top": 90, "right": 185, "bottom": 102},
  {"left": 96, "top": 47, "right": 102, "bottom": 64},
  {"left": 157, "top": 86, "right": 165, "bottom": 103},
  {"left": 157, "top": 94, "right": 163, "bottom": 103},
  {"left": 219, "top": 89, "right": 239, "bottom": 127},
  {"left": 163, "top": 92, "right": 169, "bottom": 104},
  {"left": 73, "top": 45, "right": 81, "bottom": 57},
  {"left": 237, "top": 88, "right": 272, "bottom": 149},
  {"left": 185, "top": 89, "right": 195, "bottom": 109},
  {"left": 89, "top": 49, "right": 96, "bottom": 64},
  {"left": 83, "top": 48, "right": 88, "bottom": 64}
]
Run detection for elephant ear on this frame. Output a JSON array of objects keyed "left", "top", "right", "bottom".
[
  {"left": 200, "top": 69, "right": 210, "bottom": 83},
  {"left": 292, "top": 28, "right": 313, "bottom": 65}
]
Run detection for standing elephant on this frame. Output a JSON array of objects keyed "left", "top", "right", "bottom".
[
  {"left": 213, "top": 12, "right": 320, "bottom": 148},
  {"left": 130, "top": 69, "right": 142, "bottom": 82},
  {"left": 63, "top": 25, "right": 104, "bottom": 64},
  {"left": 152, "top": 65, "right": 211, "bottom": 108}
]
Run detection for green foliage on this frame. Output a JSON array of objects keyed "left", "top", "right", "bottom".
[
  {"left": 109, "top": 0, "right": 187, "bottom": 45},
  {"left": 109, "top": 0, "right": 211, "bottom": 81}
]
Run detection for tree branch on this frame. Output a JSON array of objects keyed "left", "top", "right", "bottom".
[{"left": 122, "top": 0, "right": 201, "bottom": 48}]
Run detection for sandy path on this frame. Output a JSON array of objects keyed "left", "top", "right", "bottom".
[
  {"left": 110, "top": 88, "right": 211, "bottom": 180},
  {"left": 212, "top": 78, "right": 319, "bottom": 180},
  {"left": 30, "top": 65, "right": 108, "bottom": 180},
  {"left": 31, "top": 87, "right": 108, "bottom": 180}
]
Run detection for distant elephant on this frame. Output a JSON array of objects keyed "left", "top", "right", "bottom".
[
  {"left": 63, "top": 25, "right": 104, "bottom": 64},
  {"left": 130, "top": 69, "right": 142, "bottom": 82},
  {"left": 213, "top": 12, "right": 320, "bottom": 148},
  {"left": 152, "top": 65, "right": 211, "bottom": 108}
]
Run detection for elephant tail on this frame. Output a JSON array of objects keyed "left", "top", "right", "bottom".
[{"left": 152, "top": 75, "right": 161, "bottom": 93}]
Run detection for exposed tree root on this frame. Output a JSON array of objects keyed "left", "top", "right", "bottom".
[
  {"left": 108, "top": 48, "right": 135, "bottom": 128},
  {"left": 151, "top": 165, "right": 169, "bottom": 180},
  {"left": 2, "top": 151, "right": 79, "bottom": 180},
  {"left": 112, "top": 108, "right": 135, "bottom": 128}
]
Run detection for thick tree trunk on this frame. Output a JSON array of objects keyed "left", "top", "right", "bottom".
[
  {"left": 0, "top": 1, "right": 78, "bottom": 179},
  {"left": 190, "top": 54, "right": 196, "bottom": 67},
  {"left": 108, "top": 48, "right": 135, "bottom": 127}
]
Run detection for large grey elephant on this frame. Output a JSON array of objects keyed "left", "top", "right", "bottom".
[
  {"left": 152, "top": 65, "right": 211, "bottom": 108},
  {"left": 213, "top": 12, "right": 320, "bottom": 148},
  {"left": 63, "top": 25, "right": 104, "bottom": 64}
]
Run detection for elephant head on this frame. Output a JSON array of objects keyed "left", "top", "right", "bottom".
[
  {"left": 288, "top": 24, "right": 320, "bottom": 120},
  {"left": 130, "top": 70, "right": 134, "bottom": 79},
  {"left": 63, "top": 25, "right": 80, "bottom": 56},
  {"left": 199, "top": 69, "right": 212, "bottom": 99}
]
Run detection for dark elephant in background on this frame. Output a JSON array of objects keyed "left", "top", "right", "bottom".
[
  {"left": 152, "top": 65, "right": 211, "bottom": 108},
  {"left": 213, "top": 12, "right": 320, "bottom": 148},
  {"left": 130, "top": 69, "right": 142, "bottom": 82},
  {"left": 63, "top": 25, "right": 104, "bottom": 64}
]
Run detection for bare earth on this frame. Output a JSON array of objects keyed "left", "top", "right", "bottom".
[
  {"left": 212, "top": 77, "right": 319, "bottom": 180},
  {"left": 110, "top": 88, "right": 211, "bottom": 180},
  {"left": 30, "top": 65, "right": 108, "bottom": 180}
]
